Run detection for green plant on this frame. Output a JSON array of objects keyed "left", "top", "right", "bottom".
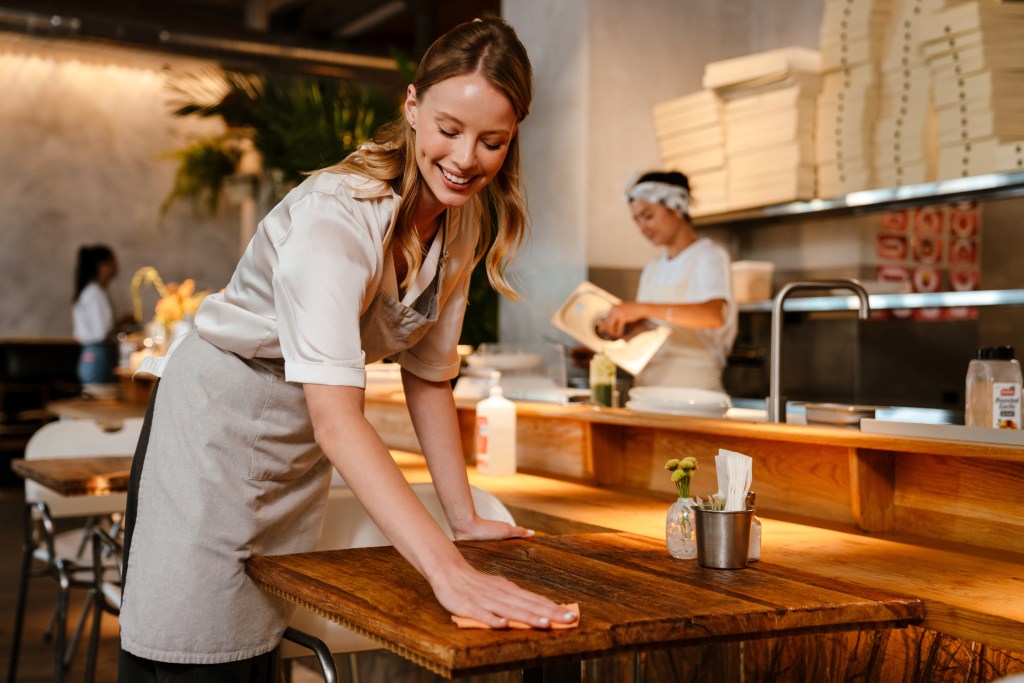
[
  {"left": 161, "top": 69, "right": 398, "bottom": 212},
  {"left": 159, "top": 136, "right": 241, "bottom": 216},
  {"left": 665, "top": 457, "right": 698, "bottom": 499}
]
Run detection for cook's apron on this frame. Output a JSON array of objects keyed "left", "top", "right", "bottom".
[
  {"left": 119, "top": 236, "right": 446, "bottom": 664},
  {"left": 634, "top": 263, "right": 724, "bottom": 392}
]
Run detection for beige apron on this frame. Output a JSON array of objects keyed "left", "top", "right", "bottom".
[
  {"left": 634, "top": 263, "right": 724, "bottom": 392},
  {"left": 119, "top": 237, "right": 446, "bottom": 664}
]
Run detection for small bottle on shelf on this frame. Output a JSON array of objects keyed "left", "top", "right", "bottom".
[
  {"left": 966, "top": 346, "right": 1022, "bottom": 430},
  {"left": 746, "top": 491, "right": 761, "bottom": 562},
  {"left": 475, "top": 371, "right": 517, "bottom": 476}
]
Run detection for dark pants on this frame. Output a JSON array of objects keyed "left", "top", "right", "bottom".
[
  {"left": 117, "top": 384, "right": 276, "bottom": 682},
  {"left": 118, "top": 648, "right": 275, "bottom": 683}
]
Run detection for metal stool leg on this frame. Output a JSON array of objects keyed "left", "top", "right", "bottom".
[
  {"left": 281, "top": 627, "right": 340, "bottom": 683},
  {"left": 6, "top": 503, "right": 35, "bottom": 683}
]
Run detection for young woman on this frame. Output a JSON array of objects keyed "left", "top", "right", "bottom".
[
  {"left": 598, "top": 171, "right": 737, "bottom": 392},
  {"left": 118, "top": 18, "right": 577, "bottom": 681},
  {"left": 72, "top": 244, "right": 119, "bottom": 392}
]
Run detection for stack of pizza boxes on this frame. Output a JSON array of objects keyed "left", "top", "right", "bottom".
[
  {"left": 816, "top": 0, "right": 894, "bottom": 197},
  {"left": 651, "top": 90, "right": 728, "bottom": 217},
  {"left": 873, "top": 0, "right": 945, "bottom": 187},
  {"left": 703, "top": 47, "right": 822, "bottom": 211},
  {"left": 920, "top": 1, "right": 1024, "bottom": 180}
]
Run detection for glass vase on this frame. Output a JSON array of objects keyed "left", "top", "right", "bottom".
[{"left": 666, "top": 497, "right": 697, "bottom": 559}]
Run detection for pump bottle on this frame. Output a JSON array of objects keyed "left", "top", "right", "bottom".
[{"left": 475, "top": 372, "right": 517, "bottom": 475}]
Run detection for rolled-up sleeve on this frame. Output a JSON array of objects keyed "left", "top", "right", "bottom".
[{"left": 273, "top": 190, "right": 380, "bottom": 387}]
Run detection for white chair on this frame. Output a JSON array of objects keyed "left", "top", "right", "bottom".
[
  {"left": 281, "top": 482, "right": 516, "bottom": 683},
  {"left": 7, "top": 417, "right": 142, "bottom": 683}
]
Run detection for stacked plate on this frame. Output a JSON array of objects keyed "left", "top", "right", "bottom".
[{"left": 625, "top": 387, "right": 732, "bottom": 418}]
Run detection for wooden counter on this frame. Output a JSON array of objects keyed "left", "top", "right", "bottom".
[
  {"left": 367, "top": 393, "right": 1024, "bottom": 555},
  {"left": 389, "top": 450, "right": 1024, "bottom": 658}
]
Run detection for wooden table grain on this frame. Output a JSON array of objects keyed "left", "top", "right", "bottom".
[
  {"left": 247, "top": 531, "right": 923, "bottom": 679},
  {"left": 11, "top": 456, "right": 133, "bottom": 496}
]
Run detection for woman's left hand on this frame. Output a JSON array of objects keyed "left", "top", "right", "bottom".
[{"left": 451, "top": 516, "right": 535, "bottom": 542}]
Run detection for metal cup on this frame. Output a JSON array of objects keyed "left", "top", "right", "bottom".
[{"left": 693, "top": 506, "right": 754, "bottom": 569}]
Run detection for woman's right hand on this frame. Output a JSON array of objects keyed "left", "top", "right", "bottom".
[{"left": 428, "top": 554, "right": 578, "bottom": 629}]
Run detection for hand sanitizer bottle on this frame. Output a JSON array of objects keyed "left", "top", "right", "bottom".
[{"left": 475, "top": 371, "right": 517, "bottom": 475}]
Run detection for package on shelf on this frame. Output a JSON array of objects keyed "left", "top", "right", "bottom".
[
  {"left": 651, "top": 89, "right": 726, "bottom": 176},
  {"left": 821, "top": 33, "right": 889, "bottom": 71},
  {"left": 658, "top": 125, "right": 725, "bottom": 160},
  {"left": 725, "top": 104, "right": 817, "bottom": 155},
  {"left": 662, "top": 146, "right": 725, "bottom": 176},
  {"left": 875, "top": 159, "right": 929, "bottom": 187},
  {"left": 994, "top": 140, "right": 1024, "bottom": 171},
  {"left": 873, "top": 62, "right": 935, "bottom": 171},
  {"left": 878, "top": 0, "right": 946, "bottom": 71},
  {"left": 688, "top": 168, "right": 727, "bottom": 198},
  {"left": 727, "top": 167, "right": 817, "bottom": 211},
  {"left": 702, "top": 47, "right": 821, "bottom": 91},
  {"left": 819, "top": 158, "right": 873, "bottom": 197},
  {"left": 920, "top": 0, "right": 1024, "bottom": 43},
  {"left": 932, "top": 70, "right": 1024, "bottom": 109},
  {"left": 651, "top": 89, "right": 722, "bottom": 137},
  {"left": 937, "top": 137, "right": 1001, "bottom": 179},
  {"left": 728, "top": 142, "right": 813, "bottom": 181},
  {"left": 820, "top": 0, "right": 894, "bottom": 44},
  {"left": 937, "top": 104, "right": 1024, "bottom": 146},
  {"left": 817, "top": 66, "right": 879, "bottom": 164},
  {"left": 688, "top": 169, "right": 729, "bottom": 216}
]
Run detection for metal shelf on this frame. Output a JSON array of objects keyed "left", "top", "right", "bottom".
[
  {"left": 738, "top": 289, "right": 1024, "bottom": 313},
  {"left": 694, "top": 170, "right": 1024, "bottom": 226}
]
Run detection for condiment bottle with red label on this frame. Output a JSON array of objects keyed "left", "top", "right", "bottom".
[{"left": 966, "top": 346, "right": 1022, "bottom": 430}]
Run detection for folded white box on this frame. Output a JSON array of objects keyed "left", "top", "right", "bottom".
[
  {"left": 937, "top": 137, "right": 1000, "bottom": 179},
  {"left": 932, "top": 69, "right": 1024, "bottom": 108},
  {"left": 818, "top": 159, "right": 874, "bottom": 197},
  {"left": 994, "top": 140, "right": 1024, "bottom": 171},
  {"left": 658, "top": 126, "right": 725, "bottom": 158},
  {"left": 652, "top": 90, "right": 723, "bottom": 139},
  {"left": 662, "top": 147, "right": 726, "bottom": 175},
  {"left": 703, "top": 47, "right": 822, "bottom": 91},
  {"left": 921, "top": 0, "right": 1024, "bottom": 43},
  {"left": 875, "top": 160, "right": 929, "bottom": 186}
]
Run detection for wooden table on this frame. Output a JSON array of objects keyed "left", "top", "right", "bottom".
[
  {"left": 11, "top": 456, "right": 133, "bottom": 496},
  {"left": 44, "top": 397, "right": 147, "bottom": 430},
  {"left": 247, "top": 531, "right": 923, "bottom": 679}
]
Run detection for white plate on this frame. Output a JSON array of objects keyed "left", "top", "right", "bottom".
[
  {"left": 629, "top": 387, "right": 732, "bottom": 406},
  {"left": 625, "top": 399, "right": 730, "bottom": 418}
]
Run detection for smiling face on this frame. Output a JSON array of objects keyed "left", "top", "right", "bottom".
[{"left": 405, "top": 72, "right": 518, "bottom": 222}]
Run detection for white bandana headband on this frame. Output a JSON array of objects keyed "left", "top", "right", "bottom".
[{"left": 625, "top": 180, "right": 691, "bottom": 217}]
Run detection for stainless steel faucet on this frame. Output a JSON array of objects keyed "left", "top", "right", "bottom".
[{"left": 767, "top": 279, "right": 871, "bottom": 423}]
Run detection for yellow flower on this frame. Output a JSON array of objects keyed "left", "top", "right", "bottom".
[{"left": 153, "top": 279, "right": 209, "bottom": 326}]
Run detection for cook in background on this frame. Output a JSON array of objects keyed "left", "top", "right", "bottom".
[
  {"left": 598, "top": 171, "right": 737, "bottom": 392},
  {"left": 117, "top": 18, "right": 576, "bottom": 682},
  {"left": 72, "top": 243, "right": 120, "bottom": 394}
]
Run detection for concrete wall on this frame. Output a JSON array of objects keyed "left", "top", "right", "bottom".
[
  {"left": 0, "top": 35, "right": 241, "bottom": 337},
  {"left": 501, "top": 0, "right": 825, "bottom": 344}
]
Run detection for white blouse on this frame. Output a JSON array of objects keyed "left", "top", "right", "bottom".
[
  {"left": 73, "top": 281, "right": 114, "bottom": 345},
  {"left": 195, "top": 172, "right": 479, "bottom": 388}
]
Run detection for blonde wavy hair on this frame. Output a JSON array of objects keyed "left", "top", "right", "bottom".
[{"left": 324, "top": 17, "right": 533, "bottom": 300}]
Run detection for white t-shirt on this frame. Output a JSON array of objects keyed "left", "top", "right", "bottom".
[
  {"left": 637, "top": 237, "right": 737, "bottom": 375},
  {"left": 73, "top": 281, "right": 114, "bottom": 345},
  {"left": 195, "top": 171, "right": 479, "bottom": 388}
]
